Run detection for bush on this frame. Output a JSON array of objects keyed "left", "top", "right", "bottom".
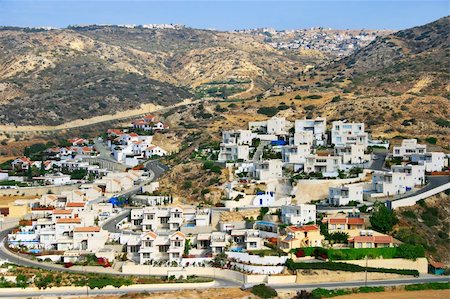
[
  {"left": 257, "top": 107, "right": 279, "bottom": 117},
  {"left": 434, "top": 118, "right": 450, "bottom": 128},
  {"left": 394, "top": 244, "right": 425, "bottom": 260},
  {"left": 425, "top": 137, "right": 437, "bottom": 144},
  {"left": 285, "top": 260, "right": 419, "bottom": 276},
  {"left": 251, "top": 284, "right": 278, "bottom": 298},
  {"left": 294, "top": 95, "right": 302, "bottom": 100},
  {"left": 311, "top": 288, "right": 351, "bottom": 298},
  {"left": 405, "top": 282, "right": 450, "bottom": 291},
  {"left": 358, "top": 286, "right": 385, "bottom": 293},
  {"left": 306, "top": 95, "right": 323, "bottom": 99}
]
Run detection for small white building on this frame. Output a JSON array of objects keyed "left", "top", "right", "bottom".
[
  {"left": 393, "top": 139, "right": 426, "bottom": 159},
  {"left": 372, "top": 164, "right": 425, "bottom": 196},
  {"left": 411, "top": 152, "right": 448, "bottom": 172},
  {"left": 334, "top": 144, "right": 370, "bottom": 165},
  {"left": 218, "top": 144, "right": 249, "bottom": 162},
  {"left": 294, "top": 117, "right": 327, "bottom": 146},
  {"left": 304, "top": 154, "right": 342, "bottom": 177},
  {"left": 252, "top": 160, "right": 283, "bottom": 181},
  {"left": 281, "top": 204, "right": 316, "bottom": 225},
  {"left": 328, "top": 184, "right": 364, "bottom": 206},
  {"left": 331, "top": 121, "right": 368, "bottom": 147}
]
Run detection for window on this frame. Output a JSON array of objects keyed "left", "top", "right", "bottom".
[
  {"left": 160, "top": 217, "right": 169, "bottom": 224},
  {"left": 146, "top": 214, "right": 154, "bottom": 220},
  {"left": 129, "top": 245, "right": 139, "bottom": 253},
  {"left": 159, "top": 245, "right": 169, "bottom": 253},
  {"left": 172, "top": 253, "right": 180, "bottom": 258},
  {"left": 174, "top": 241, "right": 181, "bottom": 247},
  {"left": 173, "top": 213, "right": 181, "bottom": 218},
  {"left": 144, "top": 240, "right": 153, "bottom": 247},
  {"left": 143, "top": 253, "right": 151, "bottom": 258},
  {"left": 249, "top": 242, "right": 257, "bottom": 248}
]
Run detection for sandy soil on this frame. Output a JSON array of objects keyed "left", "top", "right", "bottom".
[
  {"left": 0, "top": 195, "right": 39, "bottom": 206},
  {"left": 64, "top": 288, "right": 256, "bottom": 299},
  {"left": 334, "top": 289, "right": 450, "bottom": 299}
]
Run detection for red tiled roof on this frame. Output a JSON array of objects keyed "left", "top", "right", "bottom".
[
  {"left": 74, "top": 226, "right": 100, "bottom": 233},
  {"left": 429, "top": 261, "right": 445, "bottom": 269},
  {"left": 352, "top": 235, "right": 393, "bottom": 244},
  {"left": 347, "top": 218, "right": 365, "bottom": 225},
  {"left": 288, "top": 225, "right": 319, "bottom": 232},
  {"left": 145, "top": 231, "right": 157, "bottom": 238},
  {"left": 129, "top": 133, "right": 139, "bottom": 137},
  {"left": 52, "top": 209, "right": 72, "bottom": 215},
  {"left": 56, "top": 218, "right": 81, "bottom": 224},
  {"left": 66, "top": 202, "right": 85, "bottom": 208},
  {"left": 327, "top": 218, "right": 365, "bottom": 225}
]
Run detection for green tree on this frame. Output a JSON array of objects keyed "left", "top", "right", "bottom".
[{"left": 370, "top": 202, "right": 398, "bottom": 233}]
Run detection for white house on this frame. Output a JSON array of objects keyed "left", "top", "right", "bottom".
[
  {"left": 334, "top": 144, "right": 370, "bottom": 165},
  {"left": 393, "top": 139, "right": 426, "bottom": 159},
  {"left": 281, "top": 144, "right": 310, "bottom": 170},
  {"left": 372, "top": 164, "right": 425, "bottom": 196},
  {"left": 72, "top": 226, "right": 108, "bottom": 251},
  {"left": 328, "top": 184, "right": 364, "bottom": 206},
  {"left": 222, "top": 130, "right": 256, "bottom": 145},
  {"left": 294, "top": 117, "right": 327, "bottom": 146},
  {"left": 331, "top": 121, "right": 368, "bottom": 147},
  {"left": 252, "top": 160, "right": 283, "bottom": 181},
  {"left": 137, "top": 231, "right": 185, "bottom": 265},
  {"left": 249, "top": 117, "right": 291, "bottom": 136},
  {"left": 218, "top": 144, "right": 249, "bottom": 162},
  {"left": 252, "top": 191, "right": 276, "bottom": 206},
  {"left": 218, "top": 130, "right": 255, "bottom": 162},
  {"left": 281, "top": 204, "right": 316, "bottom": 225},
  {"left": 304, "top": 154, "right": 342, "bottom": 177},
  {"left": 411, "top": 152, "right": 448, "bottom": 172}
]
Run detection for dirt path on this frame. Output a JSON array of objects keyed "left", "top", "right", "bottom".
[{"left": 0, "top": 99, "right": 198, "bottom": 134}]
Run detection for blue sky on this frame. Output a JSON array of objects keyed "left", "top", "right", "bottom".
[{"left": 0, "top": 1, "right": 448, "bottom": 30}]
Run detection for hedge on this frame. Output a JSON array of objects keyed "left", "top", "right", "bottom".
[
  {"left": 285, "top": 259, "right": 419, "bottom": 276},
  {"left": 291, "top": 245, "right": 425, "bottom": 261},
  {"left": 405, "top": 282, "right": 450, "bottom": 291}
]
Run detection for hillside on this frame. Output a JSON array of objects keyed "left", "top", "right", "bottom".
[
  {"left": 329, "top": 16, "right": 450, "bottom": 96},
  {"left": 0, "top": 26, "right": 319, "bottom": 125},
  {"left": 394, "top": 192, "right": 450, "bottom": 266}
]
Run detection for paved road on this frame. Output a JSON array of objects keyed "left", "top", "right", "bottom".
[
  {"left": 368, "top": 153, "right": 387, "bottom": 171},
  {"left": 93, "top": 139, "right": 116, "bottom": 162},
  {"left": 102, "top": 210, "right": 133, "bottom": 234},
  {"left": 387, "top": 175, "right": 450, "bottom": 201}
]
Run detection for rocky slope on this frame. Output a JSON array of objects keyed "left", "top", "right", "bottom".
[
  {"left": 0, "top": 26, "right": 318, "bottom": 125},
  {"left": 329, "top": 16, "right": 449, "bottom": 96}
]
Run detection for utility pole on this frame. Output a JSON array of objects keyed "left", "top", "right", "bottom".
[{"left": 365, "top": 255, "right": 368, "bottom": 287}]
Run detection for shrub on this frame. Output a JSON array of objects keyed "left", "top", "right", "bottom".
[
  {"left": 304, "top": 105, "right": 316, "bottom": 111},
  {"left": 405, "top": 282, "right": 450, "bottom": 291},
  {"left": 358, "top": 286, "right": 385, "bottom": 293},
  {"left": 294, "top": 95, "right": 302, "bottom": 100},
  {"left": 257, "top": 107, "right": 279, "bottom": 117},
  {"left": 394, "top": 244, "right": 425, "bottom": 260},
  {"left": 425, "top": 137, "right": 437, "bottom": 144},
  {"left": 285, "top": 260, "right": 419, "bottom": 276},
  {"left": 306, "top": 95, "right": 323, "bottom": 99},
  {"left": 434, "top": 118, "right": 450, "bottom": 128},
  {"left": 401, "top": 210, "right": 416, "bottom": 219},
  {"left": 311, "top": 288, "right": 351, "bottom": 298},
  {"left": 251, "top": 284, "right": 278, "bottom": 299}
]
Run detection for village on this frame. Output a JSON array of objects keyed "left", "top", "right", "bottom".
[{"left": 0, "top": 114, "right": 448, "bottom": 290}]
